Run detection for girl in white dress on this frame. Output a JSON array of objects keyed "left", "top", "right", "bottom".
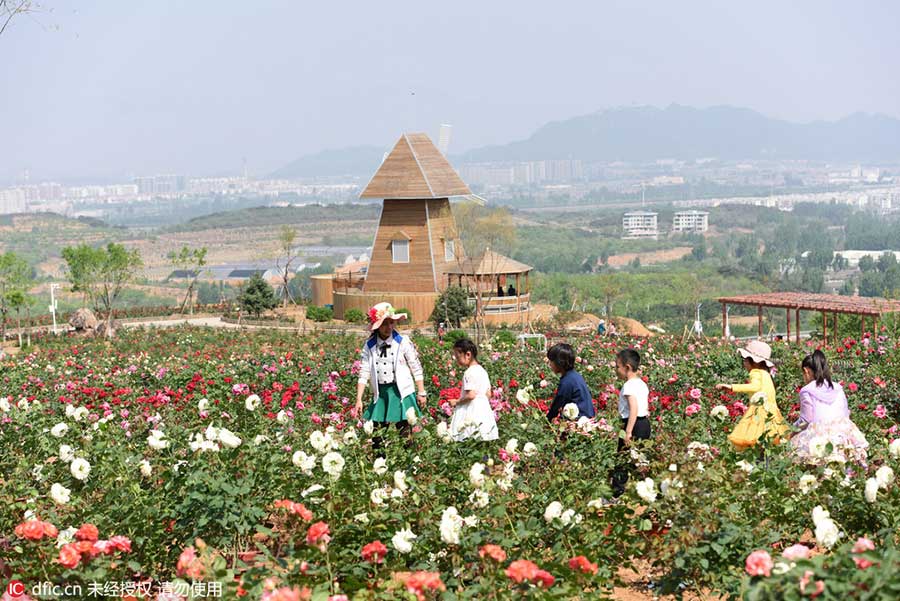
[{"left": 449, "top": 338, "right": 499, "bottom": 442}]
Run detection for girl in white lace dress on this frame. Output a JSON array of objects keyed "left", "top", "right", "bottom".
[{"left": 449, "top": 338, "right": 498, "bottom": 442}]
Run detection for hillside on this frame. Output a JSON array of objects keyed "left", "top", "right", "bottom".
[
  {"left": 166, "top": 204, "right": 381, "bottom": 232},
  {"left": 270, "top": 145, "right": 385, "bottom": 179}
]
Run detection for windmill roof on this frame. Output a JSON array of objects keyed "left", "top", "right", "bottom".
[{"left": 359, "top": 133, "right": 471, "bottom": 199}]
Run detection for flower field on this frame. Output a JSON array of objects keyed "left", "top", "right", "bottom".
[{"left": 1, "top": 327, "right": 899, "bottom": 600}]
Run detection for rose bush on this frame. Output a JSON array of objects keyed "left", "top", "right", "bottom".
[{"left": 0, "top": 327, "right": 898, "bottom": 599}]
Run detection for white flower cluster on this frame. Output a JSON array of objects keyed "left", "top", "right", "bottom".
[
  {"left": 436, "top": 421, "right": 453, "bottom": 443},
  {"left": 865, "top": 465, "right": 895, "bottom": 503},
  {"left": 635, "top": 478, "right": 658, "bottom": 503},
  {"left": 65, "top": 404, "right": 89, "bottom": 421},
  {"left": 310, "top": 429, "right": 340, "bottom": 453},
  {"left": 710, "top": 405, "right": 729, "bottom": 419},
  {"left": 147, "top": 430, "right": 169, "bottom": 450},
  {"left": 562, "top": 403, "right": 580, "bottom": 420},
  {"left": 439, "top": 506, "right": 477, "bottom": 545},
  {"left": 798, "top": 474, "right": 818, "bottom": 494},
  {"left": 392, "top": 527, "right": 417, "bottom": 553},
  {"left": 543, "top": 501, "right": 583, "bottom": 526},
  {"left": 812, "top": 505, "right": 842, "bottom": 549},
  {"left": 190, "top": 424, "right": 241, "bottom": 453},
  {"left": 321, "top": 451, "right": 345, "bottom": 479},
  {"left": 244, "top": 394, "right": 261, "bottom": 411},
  {"left": 292, "top": 451, "right": 316, "bottom": 474}
]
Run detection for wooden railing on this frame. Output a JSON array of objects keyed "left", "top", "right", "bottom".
[{"left": 467, "top": 293, "right": 531, "bottom": 313}]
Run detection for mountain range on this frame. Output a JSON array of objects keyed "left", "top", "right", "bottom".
[{"left": 272, "top": 105, "right": 900, "bottom": 178}]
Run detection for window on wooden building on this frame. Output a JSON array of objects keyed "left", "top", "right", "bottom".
[
  {"left": 444, "top": 239, "right": 456, "bottom": 262},
  {"left": 392, "top": 239, "right": 409, "bottom": 263}
]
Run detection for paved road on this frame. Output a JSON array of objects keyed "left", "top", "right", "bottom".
[{"left": 121, "top": 316, "right": 241, "bottom": 329}]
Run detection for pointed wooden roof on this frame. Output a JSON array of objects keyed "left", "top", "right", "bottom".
[
  {"left": 359, "top": 133, "right": 471, "bottom": 199},
  {"left": 445, "top": 249, "right": 532, "bottom": 276}
]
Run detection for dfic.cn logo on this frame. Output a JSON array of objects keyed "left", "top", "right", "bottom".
[{"left": 5, "top": 580, "right": 26, "bottom": 598}]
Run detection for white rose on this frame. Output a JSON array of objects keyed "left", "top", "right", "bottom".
[
  {"left": 814, "top": 518, "right": 842, "bottom": 549},
  {"left": 889, "top": 438, "right": 900, "bottom": 458},
  {"left": 393, "top": 470, "right": 408, "bottom": 492},
  {"left": 876, "top": 465, "right": 895, "bottom": 489},
  {"left": 562, "top": 403, "right": 580, "bottom": 420},
  {"left": 301, "top": 484, "right": 325, "bottom": 498},
  {"left": 560, "top": 509, "right": 575, "bottom": 525},
  {"left": 544, "top": 501, "right": 563, "bottom": 523},
  {"left": 204, "top": 425, "right": 220, "bottom": 441},
  {"left": 0, "top": 397, "right": 10, "bottom": 412},
  {"left": 798, "top": 474, "right": 818, "bottom": 494},
  {"left": 18, "top": 399, "right": 30, "bottom": 411},
  {"left": 865, "top": 477, "right": 879, "bottom": 503},
  {"left": 322, "top": 451, "right": 345, "bottom": 479},
  {"left": 354, "top": 513, "right": 369, "bottom": 524},
  {"left": 515, "top": 387, "right": 532, "bottom": 405},
  {"left": 812, "top": 505, "right": 831, "bottom": 526},
  {"left": 51, "top": 423, "right": 69, "bottom": 438},
  {"left": 505, "top": 438, "right": 519, "bottom": 455},
  {"left": 405, "top": 407, "right": 418, "bottom": 426},
  {"left": 244, "top": 394, "right": 261, "bottom": 411},
  {"left": 735, "top": 460, "right": 755, "bottom": 474},
  {"left": 469, "top": 462, "right": 486, "bottom": 488},
  {"left": 276, "top": 410, "right": 288, "bottom": 424},
  {"left": 139, "top": 460, "right": 152, "bottom": 478},
  {"left": 253, "top": 435, "right": 269, "bottom": 445},
  {"left": 370, "top": 486, "right": 388, "bottom": 506},
  {"left": 50, "top": 482, "right": 71, "bottom": 505},
  {"left": 363, "top": 421, "right": 375, "bottom": 435},
  {"left": 59, "top": 444, "right": 75, "bottom": 463},
  {"left": 70, "top": 457, "right": 91, "bottom": 481},
  {"left": 217, "top": 428, "right": 242, "bottom": 449},
  {"left": 147, "top": 430, "right": 169, "bottom": 450},
  {"left": 463, "top": 515, "right": 479, "bottom": 528},
  {"left": 373, "top": 457, "right": 388, "bottom": 475},
  {"left": 635, "top": 478, "right": 658, "bottom": 503},
  {"left": 439, "top": 506, "right": 464, "bottom": 545},
  {"left": 392, "top": 528, "right": 417, "bottom": 554},
  {"left": 469, "top": 489, "right": 490, "bottom": 508},
  {"left": 808, "top": 436, "right": 829, "bottom": 459},
  {"left": 292, "top": 451, "right": 316, "bottom": 474},
  {"left": 56, "top": 527, "right": 76, "bottom": 549},
  {"left": 72, "top": 407, "right": 88, "bottom": 421},
  {"left": 523, "top": 442, "right": 537, "bottom": 457},
  {"left": 342, "top": 428, "right": 358, "bottom": 445},
  {"left": 197, "top": 398, "right": 209, "bottom": 412}
]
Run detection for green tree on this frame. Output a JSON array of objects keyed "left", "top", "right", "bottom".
[
  {"left": 238, "top": 273, "right": 277, "bottom": 318},
  {"left": 61, "top": 242, "right": 143, "bottom": 336},
  {"left": 276, "top": 225, "right": 299, "bottom": 306},
  {"left": 167, "top": 245, "right": 208, "bottom": 315},
  {"left": 431, "top": 286, "right": 472, "bottom": 328},
  {"left": 0, "top": 251, "right": 31, "bottom": 342},
  {"left": 858, "top": 255, "right": 876, "bottom": 272}
]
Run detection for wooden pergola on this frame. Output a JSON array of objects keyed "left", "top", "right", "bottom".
[
  {"left": 446, "top": 249, "right": 533, "bottom": 313},
  {"left": 718, "top": 292, "right": 900, "bottom": 344}
]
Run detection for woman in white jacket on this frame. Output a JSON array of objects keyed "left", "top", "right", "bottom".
[{"left": 354, "top": 303, "right": 427, "bottom": 445}]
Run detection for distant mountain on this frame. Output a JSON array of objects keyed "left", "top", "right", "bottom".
[
  {"left": 270, "top": 145, "right": 384, "bottom": 179},
  {"left": 458, "top": 105, "right": 900, "bottom": 163}
]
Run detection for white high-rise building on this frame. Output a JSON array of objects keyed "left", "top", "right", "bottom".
[{"left": 673, "top": 210, "right": 710, "bottom": 233}]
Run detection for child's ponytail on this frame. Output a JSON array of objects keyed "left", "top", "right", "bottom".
[{"left": 801, "top": 349, "right": 833, "bottom": 388}]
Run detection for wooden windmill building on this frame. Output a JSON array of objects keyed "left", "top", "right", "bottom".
[{"left": 330, "top": 133, "right": 469, "bottom": 321}]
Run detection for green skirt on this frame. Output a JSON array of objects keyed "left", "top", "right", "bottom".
[{"left": 364, "top": 382, "right": 422, "bottom": 423}]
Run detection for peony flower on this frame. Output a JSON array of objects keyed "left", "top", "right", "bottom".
[
  {"left": 59, "top": 444, "right": 75, "bottom": 463},
  {"left": 865, "top": 478, "right": 879, "bottom": 503},
  {"left": 244, "top": 394, "right": 261, "bottom": 411},
  {"left": 305, "top": 521, "right": 331, "bottom": 551},
  {"left": 50, "top": 483, "right": 71, "bottom": 505},
  {"left": 292, "top": 451, "right": 316, "bottom": 475},
  {"left": 710, "top": 404, "right": 729, "bottom": 419},
  {"left": 373, "top": 457, "right": 388, "bottom": 475},
  {"left": 370, "top": 486, "right": 389, "bottom": 506},
  {"left": 544, "top": 501, "right": 563, "bottom": 523},
  {"left": 436, "top": 421, "right": 452, "bottom": 442},
  {"left": 635, "top": 478, "right": 657, "bottom": 503},
  {"left": 469, "top": 463, "right": 486, "bottom": 488},
  {"left": 70, "top": 458, "right": 91, "bottom": 481},
  {"left": 688, "top": 387, "right": 702, "bottom": 400},
  {"left": 0, "top": 397, "right": 10, "bottom": 412},
  {"left": 875, "top": 465, "right": 894, "bottom": 489},
  {"left": 782, "top": 544, "right": 810, "bottom": 561},
  {"left": 562, "top": 403, "right": 579, "bottom": 420},
  {"left": 515, "top": 387, "right": 532, "bottom": 405},
  {"left": 217, "top": 428, "right": 242, "bottom": 448},
  {"left": 392, "top": 528, "right": 416, "bottom": 554},
  {"left": 798, "top": 474, "right": 818, "bottom": 494},
  {"left": 560, "top": 509, "right": 576, "bottom": 526},
  {"left": 479, "top": 544, "right": 507, "bottom": 562},
  {"left": 51, "top": 423, "right": 69, "bottom": 438},
  {"left": 361, "top": 540, "right": 388, "bottom": 563},
  {"left": 852, "top": 537, "right": 875, "bottom": 569},
  {"left": 814, "top": 517, "right": 841, "bottom": 549},
  {"left": 321, "top": 452, "right": 345, "bottom": 479},
  {"left": 873, "top": 404, "right": 887, "bottom": 419},
  {"left": 745, "top": 550, "right": 773, "bottom": 577},
  {"left": 393, "top": 470, "right": 408, "bottom": 492},
  {"left": 439, "top": 506, "right": 464, "bottom": 545},
  {"left": 147, "top": 430, "right": 169, "bottom": 450},
  {"left": 523, "top": 442, "right": 537, "bottom": 457}
]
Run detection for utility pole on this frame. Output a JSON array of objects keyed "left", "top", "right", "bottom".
[{"left": 49, "top": 283, "right": 59, "bottom": 334}]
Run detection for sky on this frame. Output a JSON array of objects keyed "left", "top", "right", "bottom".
[{"left": 3, "top": 0, "right": 900, "bottom": 182}]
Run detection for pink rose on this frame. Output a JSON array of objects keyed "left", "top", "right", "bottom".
[
  {"left": 781, "top": 544, "right": 810, "bottom": 561},
  {"left": 852, "top": 537, "right": 875, "bottom": 569},
  {"left": 745, "top": 550, "right": 774, "bottom": 577},
  {"left": 689, "top": 388, "right": 702, "bottom": 400},
  {"left": 873, "top": 405, "right": 887, "bottom": 419},
  {"left": 799, "top": 570, "right": 825, "bottom": 597},
  {"left": 685, "top": 403, "right": 701, "bottom": 416}
]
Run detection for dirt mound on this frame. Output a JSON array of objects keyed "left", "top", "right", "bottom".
[{"left": 565, "top": 313, "right": 653, "bottom": 337}]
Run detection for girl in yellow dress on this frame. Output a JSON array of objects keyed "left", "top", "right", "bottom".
[{"left": 715, "top": 340, "right": 789, "bottom": 450}]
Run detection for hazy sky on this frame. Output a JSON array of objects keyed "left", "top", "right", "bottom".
[{"left": 4, "top": 0, "right": 900, "bottom": 182}]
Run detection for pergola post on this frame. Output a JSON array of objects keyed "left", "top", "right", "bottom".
[
  {"left": 786, "top": 307, "right": 791, "bottom": 341},
  {"left": 722, "top": 303, "right": 727, "bottom": 339},
  {"left": 861, "top": 315, "right": 865, "bottom": 339},
  {"left": 796, "top": 309, "right": 801, "bottom": 343},
  {"left": 822, "top": 312, "right": 827, "bottom": 344},
  {"left": 757, "top": 305, "right": 763, "bottom": 338},
  {"left": 833, "top": 313, "right": 838, "bottom": 346},
  {"left": 515, "top": 273, "right": 521, "bottom": 312}
]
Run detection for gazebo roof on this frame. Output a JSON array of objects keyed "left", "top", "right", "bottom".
[
  {"left": 446, "top": 249, "right": 532, "bottom": 276},
  {"left": 718, "top": 292, "right": 900, "bottom": 316},
  {"left": 359, "top": 133, "right": 472, "bottom": 199}
]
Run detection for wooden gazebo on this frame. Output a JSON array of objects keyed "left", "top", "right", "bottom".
[
  {"left": 718, "top": 292, "right": 900, "bottom": 344},
  {"left": 445, "top": 249, "right": 533, "bottom": 317}
]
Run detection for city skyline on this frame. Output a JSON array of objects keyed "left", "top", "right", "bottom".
[{"left": 3, "top": 1, "right": 900, "bottom": 181}]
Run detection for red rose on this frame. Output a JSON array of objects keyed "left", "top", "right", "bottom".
[
  {"left": 76, "top": 523, "right": 100, "bottom": 542},
  {"left": 361, "top": 540, "right": 388, "bottom": 564},
  {"left": 479, "top": 544, "right": 507, "bottom": 562},
  {"left": 568, "top": 555, "right": 598, "bottom": 575},
  {"left": 58, "top": 543, "right": 82, "bottom": 569},
  {"left": 306, "top": 521, "right": 331, "bottom": 550}
]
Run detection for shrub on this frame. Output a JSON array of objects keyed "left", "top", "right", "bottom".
[
  {"left": 444, "top": 329, "right": 469, "bottom": 345},
  {"left": 492, "top": 327, "right": 518, "bottom": 348},
  {"left": 306, "top": 305, "right": 333, "bottom": 322},
  {"left": 344, "top": 308, "right": 365, "bottom": 324},
  {"left": 395, "top": 307, "right": 413, "bottom": 323}
]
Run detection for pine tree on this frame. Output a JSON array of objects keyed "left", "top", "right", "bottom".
[{"left": 238, "top": 273, "right": 277, "bottom": 318}]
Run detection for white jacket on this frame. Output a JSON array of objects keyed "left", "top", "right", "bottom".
[{"left": 357, "top": 331, "right": 424, "bottom": 400}]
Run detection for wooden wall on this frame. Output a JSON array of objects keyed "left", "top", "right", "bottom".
[
  {"left": 333, "top": 290, "right": 438, "bottom": 324},
  {"left": 311, "top": 274, "right": 333, "bottom": 307}
]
